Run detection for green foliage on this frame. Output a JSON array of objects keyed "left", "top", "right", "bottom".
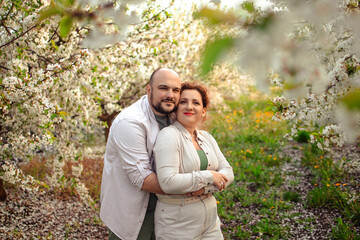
[
  {"left": 200, "top": 36, "right": 235, "bottom": 75},
  {"left": 38, "top": 5, "right": 64, "bottom": 22},
  {"left": 330, "top": 217, "right": 360, "bottom": 240},
  {"left": 307, "top": 185, "right": 339, "bottom": 208},
  {"left": 283, "top": 190, "right": 301, "bottom": 203},
  {"left": 301, "top": 144, "right": 360, "bottom": 226},
  {"left": 294, "top": 130, "right": 310, "bottom": 143},
  {"left": 341, "top": 88, "right": 360, "bottom": 111},
  {"left": 254, "top": 217, "right": 286, "bottom": 238},
  {"left": 194, "top": 7, "right": 237, "bottom": 25},
  {"left": 59, "top": 15, "right": 74, "bottom": 38},
  {"left": 241, "top": 2, "right": 256, "bottom": 13}
]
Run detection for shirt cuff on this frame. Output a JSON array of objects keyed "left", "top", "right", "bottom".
[
  {"left": 205, "top": 185, "right": 219, "bottom": 193},
  {"left": 199, "top": 170, "right": 213, "bottom": 187}
]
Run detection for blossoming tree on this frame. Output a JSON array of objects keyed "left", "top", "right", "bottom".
[
  {"left": 0, "top": 0, "right": 246, "bottom": 201},
  {"left": 197, "top": 0, "right": 360, "bottom": 151}
]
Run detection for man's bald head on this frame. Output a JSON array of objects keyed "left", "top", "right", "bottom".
[{"left": 149, "top": 68, "right": 180, "bottom": 87}]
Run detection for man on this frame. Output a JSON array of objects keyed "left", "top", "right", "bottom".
[{"left": 100, "top": 68, "right": 182, "bottom": 240}]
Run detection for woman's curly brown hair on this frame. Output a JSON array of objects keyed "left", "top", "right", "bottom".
[{"left": 181, "top": 82, "right": 210, "bottom": 109}]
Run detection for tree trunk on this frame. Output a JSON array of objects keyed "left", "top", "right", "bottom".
[
  {"left": 0, "top": 179, "right": 7, "bottom": 201},
  {"left": 98, "top": 111, "right": 119, "bottom": 142}
]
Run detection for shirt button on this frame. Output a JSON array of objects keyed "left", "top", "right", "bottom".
[
  {"left": 137, "top": 161, "right": 140, "bottom": 164},
  {"left": 208, "top": 164, "right": 211, "bottom": 166},
  {"left": 206, "top": 152, "right": 208, "bottom": 155},
  {"left": 140, "top": 220, "right": 143, "bottom": 223}
]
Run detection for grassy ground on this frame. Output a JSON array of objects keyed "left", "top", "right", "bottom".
[
  {"left": 205, "top": 96, "right": 360, "bottom": 239},
  {"left": 7, "top": 95, "right": 360, "bottom": 239}
]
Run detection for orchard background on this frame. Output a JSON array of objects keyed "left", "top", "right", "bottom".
[{"left": 0, "top": 0, "right": 359, "bottom": 239}]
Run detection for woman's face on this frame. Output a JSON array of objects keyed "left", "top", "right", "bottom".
[{"left": 176, "top": 89, "right": 206, "bottom": 130}]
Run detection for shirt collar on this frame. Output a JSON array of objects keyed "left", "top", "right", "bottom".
[
  {"left": 142, "top": 95, "right": 158, "bottom": 126},
  {"left": 173, "top": 121, "right": 204, "bottom": 142}
]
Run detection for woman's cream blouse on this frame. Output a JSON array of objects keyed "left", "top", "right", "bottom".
[{"left": 153, "top": 121, "right": 234, "bottom": 200}]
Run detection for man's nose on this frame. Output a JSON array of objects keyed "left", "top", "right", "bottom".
[{"left": 166, "top": 89, "right": 175, "bottom": 98}]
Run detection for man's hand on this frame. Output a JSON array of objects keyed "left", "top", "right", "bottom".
[{"left": 141, "top": 172, "right": 165, "bottom": 195}]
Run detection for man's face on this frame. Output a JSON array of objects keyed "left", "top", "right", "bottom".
[{"left": 147, "top": 69, "right": 181, "bottom": 116}]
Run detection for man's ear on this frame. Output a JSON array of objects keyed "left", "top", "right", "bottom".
[{"left": 146, "top": 84, "right": 151, "bottom": 96}]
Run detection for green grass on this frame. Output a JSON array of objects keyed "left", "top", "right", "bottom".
[
  {"left": 204, "top": 96, "right": 360, "bottom": 239},
  {"left": 300, "top": 144, "right": 360, "bottom": 226},
  {"left": 10, "top": 95, "right": 360, "bottom": 239},
  {"left": 331, "top": 217, "right": 360, "bottom": 240}
]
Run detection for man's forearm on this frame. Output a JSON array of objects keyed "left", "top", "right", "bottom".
[{"left": 141, "top": 172, "right": 165, "bottom": 195}]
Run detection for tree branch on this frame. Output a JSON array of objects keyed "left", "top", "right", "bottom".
[
  {"left": 1, "top": 20, "right": 12, "bottom": 36},
  {"left": 131, "top": 1, "right": 174, "bottom": 26},
  {"left": 0, "top": 25, "right": 37, "bottom": 49},
  {"left": 0, "top": 65, "right": 11, "bottom": 71}
]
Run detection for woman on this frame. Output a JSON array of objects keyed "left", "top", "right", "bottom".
[{"left": 153, "top": 82, "right": 234, "bottom": 240}]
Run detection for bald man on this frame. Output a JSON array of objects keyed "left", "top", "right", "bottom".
[{"left": 100, "top": 68, "right": 182, "bottom": 240}]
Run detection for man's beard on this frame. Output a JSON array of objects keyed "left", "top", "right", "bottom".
[{"left": 150, "top": 92, "right": 176, "bottom": 114}]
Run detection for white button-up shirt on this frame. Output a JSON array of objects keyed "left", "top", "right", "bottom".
[
  {"left": 100, "top": 95, "right": 159, "bottom": 240},
  {"left": 153, "top": 121, "right": 234, "bottom": 200}
]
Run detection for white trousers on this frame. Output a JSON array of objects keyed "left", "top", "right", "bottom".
[{"left": 154, "top": 196, "right": 224, "bottom": 240}]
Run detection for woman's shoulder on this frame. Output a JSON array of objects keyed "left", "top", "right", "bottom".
[
  {"left": 155, "top": 125, "right": 182, "bottom": 146},
  {"left": 158, "top": 125, "right": 180, "bottom": 137}
]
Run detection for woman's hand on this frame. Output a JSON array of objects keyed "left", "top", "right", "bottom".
[{"left": 211, "top": 171, "right": 229, "bottom": 191}]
